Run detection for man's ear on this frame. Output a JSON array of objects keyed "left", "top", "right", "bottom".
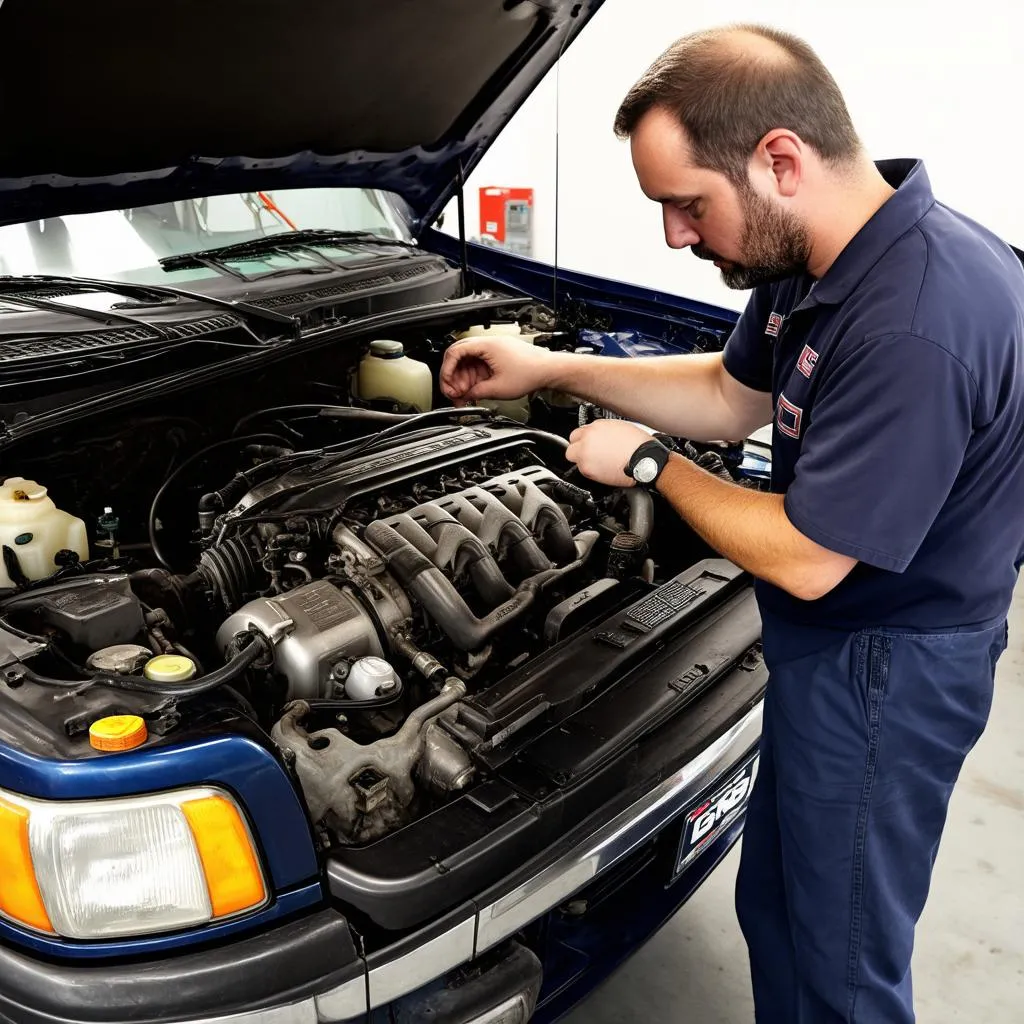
[{"left": 755, "top": 130, "right": 803, "bottom": 199}]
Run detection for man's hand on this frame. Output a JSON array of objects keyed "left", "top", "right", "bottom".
[
  {"left": 564, "top": 420, "right": 653, "bottom": 486},
  {"left": 440, "top": 338, "right": 557, "bottom": 407}
]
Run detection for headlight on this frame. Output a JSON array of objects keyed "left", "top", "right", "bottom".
[{"left": 0, "top": 786, "right": 267, "bottom": 940}]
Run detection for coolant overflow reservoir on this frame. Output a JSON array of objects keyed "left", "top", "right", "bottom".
[
  {"left": 0, "top": 477, "right": 89, "bottom": 587},
  {"left": 357, "top": 340, "right": 433, "bottom": 413},
  {"left": 454, "top": 323, "right": 535, "bottom": 423},
  {"left": 454, "top": 322, "right": 527, "bottom": 340}
]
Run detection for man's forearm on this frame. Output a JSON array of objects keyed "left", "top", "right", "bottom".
[
  {"left": 654, "top": 453, "right": 854, "bottom": 600},
  {"left": 543, "top": 350, "right": 753, "bottom": 441}
]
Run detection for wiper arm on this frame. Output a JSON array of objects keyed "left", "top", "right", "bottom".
[
  {"left": 158, "top": 229, "right": 416, "bottom": 274},
  {"left": 0, "top": 274, "right": 299, "bottom": 343},
  {"left": 0, "top": 289, "right": 173, "bottom": 337}
]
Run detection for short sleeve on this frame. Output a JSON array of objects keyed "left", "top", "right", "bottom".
[
  {"left": 721, "top": 284, "right": 775, "bottom": 393},
  {"left": 784, "top": 334, "right": 976, "bottom": 572}
]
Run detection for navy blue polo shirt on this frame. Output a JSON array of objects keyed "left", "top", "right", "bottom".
[{"left": 723, "top": 158, "right": 1024, "bottom": 632}]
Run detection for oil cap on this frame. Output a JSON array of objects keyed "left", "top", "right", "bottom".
[
  {"left": 89, "top": 715, "right": 148, "bottom": 752},
  {"left": 143, "top": 654, "right": 197, "bottom": 683}
]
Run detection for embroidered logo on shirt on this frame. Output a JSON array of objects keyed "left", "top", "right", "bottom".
[
  {"left": 776, "top": 394, "right": 803, "bottom": 439},
  {"left": 797, "top": 345, "right": 819, "bottom": 378},
  {"left": 765, "top": 312, "right": 783, "bottom": 337}
]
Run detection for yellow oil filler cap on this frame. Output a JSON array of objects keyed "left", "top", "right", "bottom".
[
  {"left": 89, "top": 715, "right": 148, "bottom": 752},
  {"left": 143, "top": 654, "right": 197, "bottom": 683}
]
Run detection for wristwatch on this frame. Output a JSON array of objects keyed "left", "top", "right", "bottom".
[{"left": 625, "top": 438, "right": 672, "bottom": 488}]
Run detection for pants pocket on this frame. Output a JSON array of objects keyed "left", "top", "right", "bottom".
[{"left": 864, "top": 623, "right": 1003, "bottom": 775}]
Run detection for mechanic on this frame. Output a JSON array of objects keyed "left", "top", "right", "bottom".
[{"left": 440, "top": 23, "right": 1024, "bottom": 1024}]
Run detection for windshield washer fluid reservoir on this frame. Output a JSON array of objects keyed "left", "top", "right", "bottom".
[
  {"left": 0, "top": 477, "right": 89, "bottom": 586},
  {"left": 357, "top": 340, "right": 432, "bottom": 413}
]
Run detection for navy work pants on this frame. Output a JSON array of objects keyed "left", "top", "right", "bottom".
[{"left": 735, "top": 614, "right": 1007, "bottom": 1022}]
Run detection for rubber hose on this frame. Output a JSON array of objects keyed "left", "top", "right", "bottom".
[
  {"left": 149, "top": 433, "right": 291, "bottom": 570},
  {"left": 624, "top": 487, "right": 654, "bottom": 544},
  {"left": 12, "top": 635, "right": 266, "bottom": 697},
  {"left": 233, "top": 404, "right": 414, "bottom": 435}
]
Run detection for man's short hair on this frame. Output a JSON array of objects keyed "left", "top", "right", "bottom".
[{"left": 613, "top": 24, "right": 862, "bottom": 183}]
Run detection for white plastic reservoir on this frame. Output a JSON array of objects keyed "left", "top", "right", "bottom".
[
  {"left": 453, "top": 322, "right": 535, "bottom": 422},
  {"left": 357, "top": 340, "right": 433, "bottom": 413},
  {"left": 0, "top": 477, "right": 89, "bottom": 586}
]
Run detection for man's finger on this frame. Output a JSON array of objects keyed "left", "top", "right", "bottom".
[
  {"left": 439, "top": 354, "right": 460, "bottom": 391},
  {"left": 441, "top": 353, "right": 479, "bottom": 396}
]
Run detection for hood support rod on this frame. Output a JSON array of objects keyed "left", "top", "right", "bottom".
[{"left": 455, "top": 161, "right": 473, "bottom": 292}]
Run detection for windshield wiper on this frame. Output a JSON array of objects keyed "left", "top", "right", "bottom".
[
  {"left": 0, "top": 274, "right": 299, "bottom": 343},
  {"left": 158, "top": 229, "right": 417, "bottom": 276},
  {"left": 0, "top": 288, "right": 174, "bottom": 336}
]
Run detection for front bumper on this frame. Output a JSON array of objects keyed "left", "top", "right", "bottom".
[{"left": 0, "top": 700, "right": 762, "bottom": 1024}]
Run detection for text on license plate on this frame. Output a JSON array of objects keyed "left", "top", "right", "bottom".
[{"left": 674, "top": 755, "right": 759, "bottom": 875}]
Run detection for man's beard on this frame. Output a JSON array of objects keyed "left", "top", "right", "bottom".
[{"left": 691, "top": 186, "right": 811, "bottom": 290}]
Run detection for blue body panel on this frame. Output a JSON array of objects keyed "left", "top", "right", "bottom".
[
  {"left": 0, "top": 883, "right": 323, "bottom": 961},
  {"left": 421, "top": 228, "right": 739, "bottom": 352},
  {"left": 0, "top": 733, "right": 322, "bottom": 957}
]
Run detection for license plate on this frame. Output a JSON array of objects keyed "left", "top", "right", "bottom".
[{"left": 674, "top": 755, "right": 759, "bottom": 876}]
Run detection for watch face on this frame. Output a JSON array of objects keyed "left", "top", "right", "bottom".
[{"left": 633, "top": 456, "right": 659, "bottom": 484}]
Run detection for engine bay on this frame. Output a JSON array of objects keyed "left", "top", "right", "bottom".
[{"left": 0, "top": 312, "right": 769, "bottom": 849}]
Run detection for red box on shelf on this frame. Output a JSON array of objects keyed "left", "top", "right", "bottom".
[{"left": 479, "top": 186, "right": 534, "bottom": 257}]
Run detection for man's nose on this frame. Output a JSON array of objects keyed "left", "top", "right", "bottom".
[{"left": 662, "top": 208, "right": 700, "bottom": 249}]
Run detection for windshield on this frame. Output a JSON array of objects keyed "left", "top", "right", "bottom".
[{"left": 0, "top": 188, "right": 411, "bottom": 286}]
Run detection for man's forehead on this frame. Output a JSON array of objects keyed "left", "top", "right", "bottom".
[
  {"left": 631, "top": 106, "right": 696, "bottom": 159},
  {"left": 629, "top": 107, "right": 714, "bottom": 200}
]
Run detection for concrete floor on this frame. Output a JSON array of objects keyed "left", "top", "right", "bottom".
[{"left": 564, "top": 580, "right": 1024, "bottom": 1023}]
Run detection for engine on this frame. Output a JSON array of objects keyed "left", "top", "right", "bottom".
[
  {"left": 188, "top": 420, "right": 622, "bottom": 843},
  {"left": 213, "top": 460, "right": 600, "bottom": 701},
  {"left": 0, "top": 402, "right": 759, "bottom": 848}
]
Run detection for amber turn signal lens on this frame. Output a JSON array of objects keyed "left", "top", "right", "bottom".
[
  {"left": 0, "top": 796, "right": 54, "bottom": 933},
  {"left": 181, "top": 795, "right": 266, "bottom": 918}
]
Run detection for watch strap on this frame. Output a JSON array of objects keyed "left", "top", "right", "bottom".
[{"left": 625, "top": 438, "right": 671, "bottom": 486}]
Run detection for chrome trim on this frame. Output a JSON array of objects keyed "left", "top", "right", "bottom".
[
  {"left": 160, "top": 983, "right": 365, "bottom": 1024},
  {"left": 475, "top": 701, "right": 763, "bottom": 954},
  {"left": 367, "top": 915, "right": 476, "bottom": 1010},
  {"left": 314, "top": 974, "right": 368, "bottom": 1020},
  {"left": 191, "top": 1000, "right": 318, "bottom": 1024}
]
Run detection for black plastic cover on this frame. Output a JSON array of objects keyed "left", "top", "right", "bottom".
[
  {"left": 32, "top": 578, "right": 145, "bottom": 650},
  {"left": 0, "top": 910, "right": 361, "bottom": 1024},
  {"left": 451, "top": 560, "right": 746, "bottom": 762},
  {"left": 327, "top": 587, "right": 767, "bottom": 932}
]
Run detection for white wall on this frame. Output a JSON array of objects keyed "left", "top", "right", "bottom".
[{"left": 439, "top": 0, "right": 1024, "bottom": 314}]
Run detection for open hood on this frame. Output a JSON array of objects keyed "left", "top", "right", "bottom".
[{"left": 0, "top": 0, "right": 603, "bottom": 235}]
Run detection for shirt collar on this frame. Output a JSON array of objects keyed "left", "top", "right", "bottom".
[{"left": 803, "top": 158, "right": 935, "bottom": 308}]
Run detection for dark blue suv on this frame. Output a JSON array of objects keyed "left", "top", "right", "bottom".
[{"left": 0, "top": 2, "right": 767, "bottom": 1021}]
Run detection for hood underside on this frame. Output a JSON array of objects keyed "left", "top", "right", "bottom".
[{"left": 0, "top": 0, "right": 602, "bottom": 233}]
